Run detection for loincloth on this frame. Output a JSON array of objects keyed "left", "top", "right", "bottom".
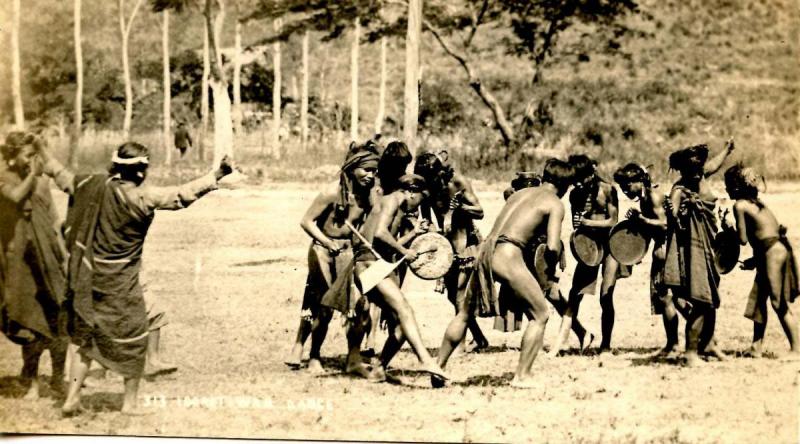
[{"left": 300, "top": 239, "right": 352, "bottom": 320}]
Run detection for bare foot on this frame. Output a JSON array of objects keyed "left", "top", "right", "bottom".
[
  {"left": 367, "top": 366, "right": 386, "bottom": 383},
  {"left": 420, "top": 361, "right": 450, "bottom": 381},
  {"left": 306, "top": 359, "right": 325, "bottom": 375},
  {"left": 683, "top": 352, "right": 702, "bottom": 367},
  {"left": 579, "top": 332, "right": 597, "bottom": 354},
  {"left": 510, "top": 376, "right": 537, "bottom": 388},
  {"left": 702, "top": 346, "right": 728, "bottom": 361},
  {"left": 61, "top": 398, "right": 84, "bottom": 417},
  {"left": 345, "top": 361, "right": 371, "bottom": 379},
  {"left": 742, "top": 348, "right": 763, "bottom": 359},
  {"left": 465, "top": 340, "right": 489, "bottom": 353},
  {"left": 284, "top": 346, "right": 303, "bottom": 369},
  {"left": 653, "top": 345, "right": 680, "bottom": 359},
  {"left": 23, "top": 381, "right": 40, "bottom": 401}
]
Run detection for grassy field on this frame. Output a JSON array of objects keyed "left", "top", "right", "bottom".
[{"left": 0, "top": 181, "right": 798, "bottom": 442}]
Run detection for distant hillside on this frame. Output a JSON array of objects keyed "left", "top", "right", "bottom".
[{"left": 0, "top": 0, "right": 797, "bottom": 180}]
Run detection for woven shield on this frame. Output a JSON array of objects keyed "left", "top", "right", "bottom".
[
  {"left": 713, "top": 228, "right": 740, "bottom": 274},
  {"left": 609, "top": 219, "right": 651, "bottom": 266},
  {"left": 531, "top": 241, "right": 564, "bottom": 285},
  {"left": 408, "top": 232, "right": 455, "bottom": 280},
  {"left": 570, "top": 227, "right": 605, "bottom": 267}
]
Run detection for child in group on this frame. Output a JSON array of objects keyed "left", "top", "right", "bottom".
[{"left": 723, "top": 164, "right": 799, "bottom": 359}]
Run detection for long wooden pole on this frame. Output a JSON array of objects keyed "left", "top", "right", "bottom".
[
  {"left": 403, "top": 0, "right": 422, "bottom": 153},
  {"left": 350, "top": 17, "right": 360, "bottom": 143}
]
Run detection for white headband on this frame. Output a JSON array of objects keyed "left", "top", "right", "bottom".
[{"left": 111, "top": 152, "right": 149, "bottom": 165}]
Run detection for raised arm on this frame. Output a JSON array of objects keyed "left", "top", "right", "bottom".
[
  {"left": 300, "top": 185, "right": 341, "bottom": 252},
  {"left": 452, "top": 175, "right": 483, "bottom": 219},
  {"left": 704, "top": 139, "right": 735, "bottom": 177},
  {"left": 0, "top": 160, "right": 40, "bottom": 204}
]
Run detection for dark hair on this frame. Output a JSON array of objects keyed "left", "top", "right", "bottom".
[
  {"left": 542, "top": 158, "right": 575, "bottom": 191},
  {"left": 614, "top": 163, "right": 651, "bottom": 188},
  {"left": 511, "top": 172, "right": 541, "bottom": 191},
  {"left": 109, "top": 142, "right": 150, "bottom": 181},
  {"left": 568, "top": 154, "right": 597, "bottom": 182},
  {"left": 669, "top": 144, "right": 709, "bottom": 174},
  {"left": 377, "top": 141, "right": 412, "bottom": 192},
  {"left": 398, "top": 174, "right": 427, "bottom": 193},
  {"left": 413, "top": 151, "right": 453, "bottom": 196},
  {"left": 724, "top": 164, "right": 760, "bottom": 202},
  {"left": 1, "top": 131, "right": 35, "bottom": 161}
]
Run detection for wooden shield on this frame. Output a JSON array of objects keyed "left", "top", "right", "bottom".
[
  {"left": 570, "top": 227, "right": 605, "bottom": 267},
  {"left": 713, "top": 228, "right": 740, "bottom": 274},
  {"left": 609, "top": 219, "right": 651, "bottom": 266},
  {"left": 408, "top": 232, "right": 455, "bottom": 280},
  {"left": 531, "top": 241, "right": 564, "bottom": 287}
]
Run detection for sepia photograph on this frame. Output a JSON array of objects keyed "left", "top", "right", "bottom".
[{"left": 0, "top": 0, "right": 797, "bottom": 442}]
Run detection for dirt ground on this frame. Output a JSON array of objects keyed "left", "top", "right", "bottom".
[{"left": 1, "top": 181, "right": 798, "bottom": 443}]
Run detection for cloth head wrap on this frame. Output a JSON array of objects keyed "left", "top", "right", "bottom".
[{"left": 335, "top": 143, "right": 380, "bottom": 221}]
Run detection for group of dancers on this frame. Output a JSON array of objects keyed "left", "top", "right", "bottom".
[
  {"left": 0, "top": 130, "right": 797, "bottom": 417},
  {"left": 283, "top": 137, "right": 799, "bottom": 388}
]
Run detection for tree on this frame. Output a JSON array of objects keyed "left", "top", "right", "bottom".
[
  {"left": 70, "top": 0, "right": 83, "bottom": 167},
  {"left": 150, "top": 0, "right": 194, "bottom": 166},
  {"left": 300, "top": 30, "right": 310, "bottom": 148},
  {"left": 118, "top": 0, "right": 146, "bottom": 139},
  {"left": 374, "top": 35, "right": 387, "bottom": 135},
  {"left": 272, "top": 19, "right": 282, "bottom": 159},
  {"left": 200, "top": 21, "right": 210, "bottom": 160},
  {"left": 403, "top": 0, "right": 422, "bottom": 152},
  {"left": 383, "top": 0, "right": 639, "bottom": 150},
  {"left": 204, "top": 0, "right": 234, "bottom": 167},
  {"left": 11, "top": 0, "right": 25, "bottom": 129},
  {"left": 350, "top": 17, "right": 360, "bottom": 142}
]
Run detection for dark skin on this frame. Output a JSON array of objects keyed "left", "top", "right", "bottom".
[
  {"left": 424, "top": 171, "right": 488, "bottom": 350},
  {"left": 667, "top": 140, "right": 734, "bottom": 366},
  {"left": 286, "top": 166, "right": 377, "bottom": 373},
  {"left": 725, "top": 187, "right": 799, "bottom": 358},
  {"left": 435, "top": 183, "right": 566, "bottom": 388},
  {"left": 348, "top": 190, "right": 449, "bottom": 382},
  {"left": 619, "top": 180, "right": 687, "bottom": 355},
  {"left": 552, "top": 174, "right": 621, "bottom": 355}
]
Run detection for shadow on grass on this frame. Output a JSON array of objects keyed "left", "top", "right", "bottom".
[
  {"left": 454, "top": 372, "right": 515, "bottom": 388},
  {"left": 0, "top": 375, "right": 65, "bottom": 400},
  {"left": 231, "top": 258, "right": 289, "bottom": 267}
]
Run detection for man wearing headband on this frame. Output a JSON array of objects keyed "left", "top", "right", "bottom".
[
  {"left": 613, "top": 163, "right": 682, "bottom": 357},
  {"left": 285, "top": 142, "right": 379, "bottom": 376},
  {"left": 0, "top": 132, "right": 68, "bottom": 400},
  {"left": 551, "top": 154, "right": 632, "bottom": 357},
  {"left": 723, "top": 164, "right": 799, "bottom": 360},
  {"left": 414, "top": 151, "right": 489, "bottom": 353},
  {"left": 436, "top": 159, "right": 574, "bottom": 388},
  {"left": 35, "top": 141, "right": 234, "bottom": 416},
  {"left": 323, "top": 173, "right": 450, "bottom": 383}
]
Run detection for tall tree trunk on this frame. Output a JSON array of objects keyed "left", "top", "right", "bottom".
[
  {"left": 162, "top": 10, "right": 172, "bottom": 166},
  {"left": 272, "top": 19, "right": 282, "bottom": 159},
  {"left": 205, "top": 0, "right": 233, "bottom": 168},
  {"left": 70, "top": 0, "right": 83, "bottom": 167},
  {"left": 233, "top": 19, "right": 242, "bottom": 135},
  {"left": 300, "top": 30, "right": 309, "bottom": 149},
  {"left": 403, "top": 0, "right": 422, "bottom": 153},
  {"left": 374, "top": 36, "right": 387, "bottom": 136},
  {"left": 350, "top": 17, "right": 360, "bottom": 143},
  {"left": 11, "top": 0, "right": 24, "bottom": 129},
  {"left": 118, "top": 0, "right": 144, "bottom": 140},
  {"left": 200, "top": 23, "right": 210, "bottom": 161}
]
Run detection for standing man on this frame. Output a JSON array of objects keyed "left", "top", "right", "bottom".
[
  {"left": 434, "top": 159, "right": 575, "bottom": 388},
  {"left": 174, "top": 121, "right": 193, "bottom": 158},
  {"left": 0, "top": 132, "right": 68, "bottom": 400},
  {"left": 551, "top": 155, "right": 631, "bottom": 356},
  {"left": 285, "top": 142, "right": 380, "bottom": 375},
  {"left": 414, "top": 151, "right": 489, "bottom": 352},
  {"left": 40, "top": 141, "right": 233, "bottom": 416}
]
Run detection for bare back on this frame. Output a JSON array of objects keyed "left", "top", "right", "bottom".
[{"left": 490, "top": 187, "right": 563, "bottom": 247}]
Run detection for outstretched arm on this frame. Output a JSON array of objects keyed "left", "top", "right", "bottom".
[
  {"left": 704, "top": 139, "right": 735, "bottom": 177},
  {"left": 138, "top": 156, "right": 232, "bottom": 212}
]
